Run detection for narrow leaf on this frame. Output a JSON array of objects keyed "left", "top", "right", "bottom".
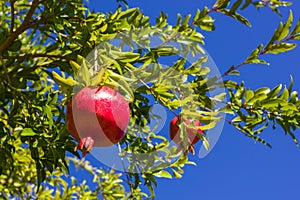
[
  {"left": 153, "top": 170, "right": 172, "bottom": 179},
  {"left": 265, "top": 43, "right": 296, "bottom": 54},
  {"left": 278, "top": 10, "right": 293, "bottom": 41},
  {"left": 21, "top": 128, "right": 37, "bottom": 137},
  {"left": 291, "top": 18, "right": 300, "bottom": 36},
  {"left": 230, "top": 0, "right": 242, "bottom": 12},
  {"left": 221, "top": 9, "right": 251, "bottom": 27}
]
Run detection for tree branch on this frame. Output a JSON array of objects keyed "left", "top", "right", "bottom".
[
  {"left": 10, "top": 0, "right": 15, "bottom": 33},
  {"left": 0, "top": 0, "right": 39, "bottom": 55}
]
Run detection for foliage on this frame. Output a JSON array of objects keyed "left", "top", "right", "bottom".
[{"left": 0, "top": 0, "right": 299, "bottom": 199}]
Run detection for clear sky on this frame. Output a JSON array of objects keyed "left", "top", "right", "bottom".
[{"left": 85, "top": 1, "right": 300, "bottom": 199}]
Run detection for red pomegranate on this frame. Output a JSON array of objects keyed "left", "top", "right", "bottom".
[
  {"left": 66, "top": 86, "right": 130, "bottom": 155},
  {"left": 169, "top": 116, "right": 202, "bottom": 155}
]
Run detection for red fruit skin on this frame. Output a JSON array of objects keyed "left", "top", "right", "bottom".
[
  {"left": 169, "top": 116, "right": 202, "bottom": 146},
  {"left": 66, "top": 86, "right": 130, "bottom": 147}
]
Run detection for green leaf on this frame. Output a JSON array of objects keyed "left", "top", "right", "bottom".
[
  {"left": 245, "top": 44, "right": 269, "bottom": 65},
  {"left": 148, "top": 182, "right": 155, "bottom": 199},
  {"left": 261, "top": 99, "right": 282, "bottom": 109},
  {"left": 245, "top": 44, "right": 264, "bottom": 64},
  {"left": 20, "top": 128, "right": 37, "bottom": 137},
  {"left": 248, "top": 133, "right": 272, "bottom": 148},
  {"left": 214, "top": 0, "right": 230, "bottom": 9},
  {"left": 118, "top": 8, "right": 138, "bottom": 19},
  {"left": 230, "top": 0, "right": 242, "bottom": 12},
  {"left": 52, "top": 71, "right": 77, "bottom": 93},
  {"left": 56, "top": 23, "right": 64, "bottom": 31},
  {"left": 100, "top": 33, "right": 118, "bottom": 40},
  {"left": 255, "top": 87, "right": 271, "bottom": 95},
  {"left": 265, "top": 22, "right": 283, "bottom": 50},
  {"left": 228, "top": 70, "right": 240, "bottom": 76},
  {"left": 267, "top": 84, "right": 282, "bottom": 98},
  {"left": 172, "top": 169, "right": 182, "bottom": 179},
  {"left": 265, "top": 43, "right": 296, "bottom": 54},
  {"left": 288, "top": 75, "right": 294, "bottom": 93},
  {"left": 252, "top": 121, "right": 269, "bottom": 135},
  {"left": 213, "top": 92, "right": 227, "bottom": 101},
  {"left": 223, "top": 80, "right": 239, "bottom": 89},
  {"left": 156, "top": 12, "right": 168, "bottom": 28},
  {"left": 199, "top": 22, "right": 216, "bottom": 31},
  {"left": 107, "top": 74, "right": 134, "bottom": 102},
  {"left": 196, "top": 121, "right": 217, "bottom": 131},
  {"left": 100, "top": 23, "right": 108, "bottom": 33},
  {"left": 287, "top": 131, "right": 299, "bottom": 146},
  {"left": 168, "top": 99, "right": 181, "bottom": 109},
  {"left": 194, "top": 11, "right": 215, "bottom": 31},
  {"left": 44, "top": 105, "right": 53, "bottom": 129},
  {"left": 91, "top": 67, "right": 106, "bottom": 86},
  {"left": 77, "top": 59, "right": 91, "bottom": 86},
  {"left": 152, "top": 170, "right": 172, "bottom": 179},
  {"left": 8, "top": 40, "right": 22, "bottom": 51},
  {"left": 289, "top": 91, "right": 298, "bottom": 103},
  {"left": 291, "top": 18, "right": 300, "bottom": 36},
  {"left": 247, "top": 93, "right": 268, "bottom": 105},
  {"left": 281, "top": 103, "right": 298, "bottom": 111},
  {"left": 221, "top": 9, "right": 251, "bottom": 27},
  {"left": 70, "top": 60, "right": 81, "bottom": 75},
  {"left": 202, "top": 136, "right": 210, "bottom": 151},
  {"left": 270, "top": 1, "right": 292, "bottom": 8},
  {"left": 15, "top": 70, "right": 40, "bottom": 81},
  {"left": 182, "top": 14, "right": 191, "bottom": 28},
  {"left": 279, "top": 88, "right": 289, "bottom": 101},
  {"left": 152, "top": 46, "right": 179, "bottom": 56},
  {"left": 276, "top": 119, "right": 299, "bottom": 146},
  {"left": 118, "top": 19, "right": 131, "bottom": 30},
  {"left": 247, "top": 58, "right": 269, "bottom": 65},
  {"left": 278, "top": 10, "right": 293, "bottom": 41},
  {"left": 114, "top": 52, "right": 140, "bottom": 63},
  {"left": 245, "top": 89, "right": 254, "bottom": 103},
  {"left": 241, "top": 0, "right": 252, "bottom": 10}
]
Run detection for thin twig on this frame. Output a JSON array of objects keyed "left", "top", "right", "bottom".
[
  {"left": 43, "top": 32, "right": 58, "bottom": 42},
  {"left": 221, "top": 62, "right": 246, "bottom": 78}
]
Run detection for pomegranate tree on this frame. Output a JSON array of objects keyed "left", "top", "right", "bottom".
[{"left": 66, "top": 86, "right": 130, "bottom": 155}]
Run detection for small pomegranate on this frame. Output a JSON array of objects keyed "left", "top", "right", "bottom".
[
  {"left": 169, "top": 116, "right": 202, "bottom": 155},
  {"left": 66, "top": 86, "right": 130, "bottom": 155}
]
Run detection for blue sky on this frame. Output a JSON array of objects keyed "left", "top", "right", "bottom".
[{"left": 85, "top": 1, "right": 300, "bottom": 199}]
